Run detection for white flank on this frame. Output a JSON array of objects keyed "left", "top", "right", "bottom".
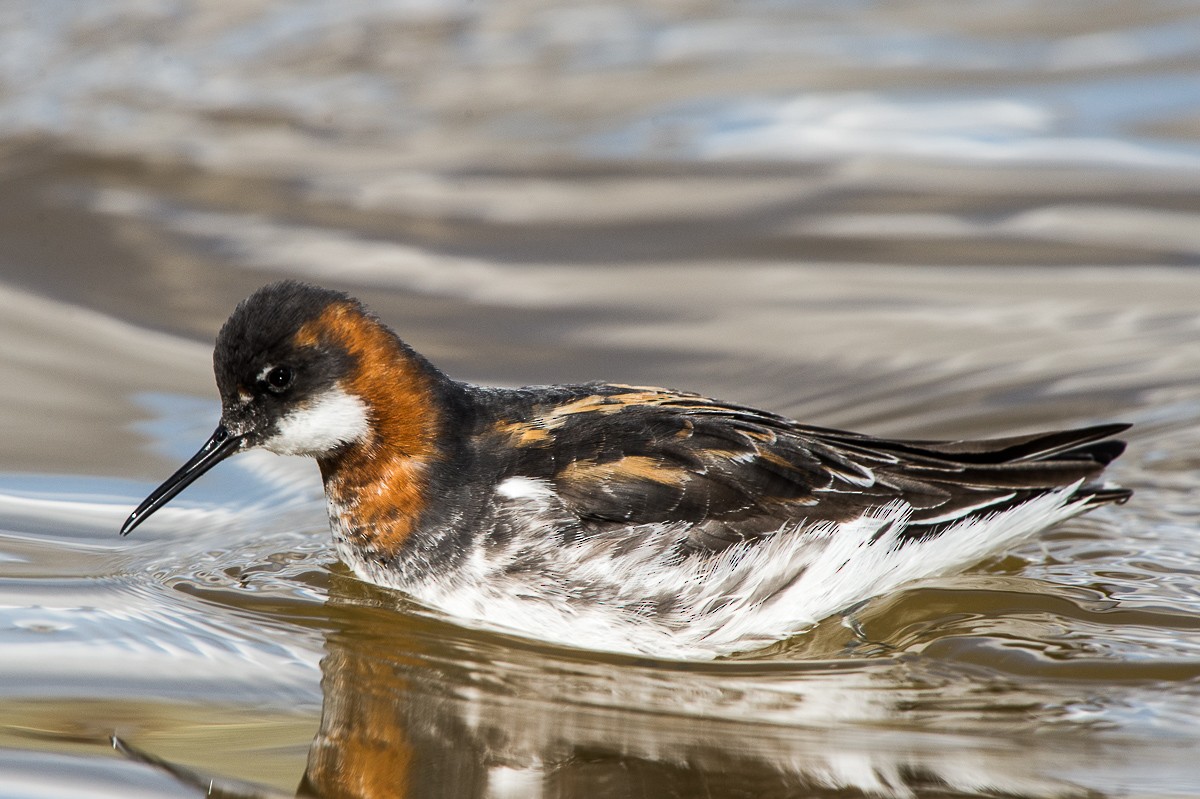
[
  {"left": 375, "top": 484, "right": 1096, "bottom": 660},
  {"left": 263, "top": 385, "right": 370, "bottom": 456}
]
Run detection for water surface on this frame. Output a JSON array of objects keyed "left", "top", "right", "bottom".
[{"left": 3, "top": 2, "right": 1200, "bottom": 796}]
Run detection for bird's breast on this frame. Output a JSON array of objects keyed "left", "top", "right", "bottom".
[{"left": 320, "top": 455, "right": 432, "bottom": 565}]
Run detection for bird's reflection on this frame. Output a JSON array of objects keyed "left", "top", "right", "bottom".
[{"left": 292, "top": 575, "right": 1094, "bottom": 799}]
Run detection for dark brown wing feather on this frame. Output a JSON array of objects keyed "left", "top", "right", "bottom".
[{"left": 484, "top": 383, "right": 1130, "bottom": 551}]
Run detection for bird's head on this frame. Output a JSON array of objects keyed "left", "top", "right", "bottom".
[{"left": 121, "top": 280, "right": 418, "bottom": 536}]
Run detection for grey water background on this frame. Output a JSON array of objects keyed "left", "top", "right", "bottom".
[{"left": 3, "top": 2, "right": 1200, "bottom": 796}]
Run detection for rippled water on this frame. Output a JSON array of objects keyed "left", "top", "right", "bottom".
[{"left": 3, "top": 2, "right": 1200, "bottom": 796}]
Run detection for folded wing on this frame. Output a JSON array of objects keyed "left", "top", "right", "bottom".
[{"left": 486, "top": 383, "right": 1129, "bottom": 551}]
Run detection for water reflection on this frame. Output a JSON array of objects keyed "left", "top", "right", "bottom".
[{"left": 291, "top": 577, "right": 1112, "bottom": 799}]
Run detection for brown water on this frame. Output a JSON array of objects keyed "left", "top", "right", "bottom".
[{"left": 3, "top": 2, "right": 1200, "bottom": 796}]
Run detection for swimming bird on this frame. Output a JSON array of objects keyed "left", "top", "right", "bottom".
[{"left": 121, "top": 281, "right": 1130, "bottom": 659}]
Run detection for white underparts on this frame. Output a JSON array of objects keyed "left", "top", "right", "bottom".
[
  {"left": 263, "top": 385, "right": 370, "bottom": 456},
  {"left": 380, "top": 484, "right": 1094, "bottom": 659}
]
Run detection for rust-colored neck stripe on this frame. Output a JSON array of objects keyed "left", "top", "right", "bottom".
[{"left": 302, "top": 303, "right": 440, "bottom": 558}]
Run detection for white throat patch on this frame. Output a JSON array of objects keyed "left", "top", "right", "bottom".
[{"left": 263, "top": 385, "right": 370, "bottom": 456}]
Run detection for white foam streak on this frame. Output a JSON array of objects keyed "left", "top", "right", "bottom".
[{"left": 610, "top": 94, "right": 1200, "bottom": 169}]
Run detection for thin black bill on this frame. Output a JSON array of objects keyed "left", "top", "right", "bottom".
[{"left": 120, "top": 425, "right": 244, "bottom": 536}]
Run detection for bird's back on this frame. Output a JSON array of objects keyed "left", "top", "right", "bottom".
[{"left": 471, "top": 381, "right": 1128, "bottom": 551}]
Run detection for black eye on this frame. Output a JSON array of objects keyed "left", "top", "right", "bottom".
[{"left": 265, "top": 366, "right": 293, "bottom": 392}]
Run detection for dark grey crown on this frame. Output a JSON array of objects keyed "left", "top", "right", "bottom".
[{"left": 213, "top": 280, "right": 360, "bottom": 411}]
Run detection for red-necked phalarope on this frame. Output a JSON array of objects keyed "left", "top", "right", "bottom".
[{"left": 121, "top": 281, "right": 1131, "bottom": 659}]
